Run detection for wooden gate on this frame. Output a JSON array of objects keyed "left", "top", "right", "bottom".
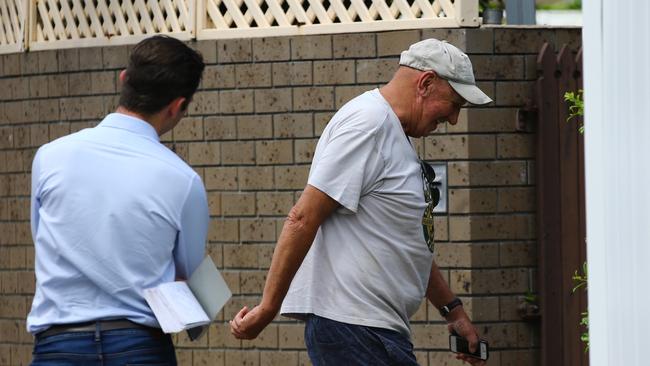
[{"left": 536, "top": 43, "right": 588, "bottom": 366}]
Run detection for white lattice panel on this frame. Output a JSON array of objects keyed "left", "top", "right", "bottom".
[
  {"left": 29, "top": 0, "right": 196, "bottom": 51},
  {"left": 198, "top": 0, "right": 478, "bottom": 39},
  {"left": 0, "top": 0, "right": 27, "bottom": 54}
]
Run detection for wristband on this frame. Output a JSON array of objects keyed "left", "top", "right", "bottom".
[{"left": 439, "top": 298, "right": 463, "bottom": 318}]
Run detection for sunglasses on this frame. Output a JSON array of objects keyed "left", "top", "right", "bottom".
[{"left": 420, "top": 160, "right": 440, "bottom": 253}]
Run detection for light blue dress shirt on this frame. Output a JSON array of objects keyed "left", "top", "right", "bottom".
[{"left": 27, "top": 113, "right": 209, "bottom": 333}]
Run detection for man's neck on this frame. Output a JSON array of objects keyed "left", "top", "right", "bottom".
[{"left": 115, "top": 106, "right": 163, "bottom": 136}]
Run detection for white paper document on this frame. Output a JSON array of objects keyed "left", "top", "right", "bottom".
[{"left": 143, "top": 256, "right": 231, "bottom": 334}]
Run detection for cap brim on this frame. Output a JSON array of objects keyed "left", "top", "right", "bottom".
[{"left": 448, "top": 81, "right": 492, "bottom": 105}]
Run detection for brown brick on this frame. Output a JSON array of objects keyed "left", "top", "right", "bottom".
[
  {"left": 258, "top": 244, "right": 275, "bottom": 269},
  {"left": 236, "top": 63, "right": 272, "bottom": 88},
  {"left": 272, "top": 62, "right": 312, "bottom": 86},
  {"left": 240, "top": 271, "right": 266, "bottom": 294},
  {"left": 253, "top": 37, "right": 291, "bottom": 61},
  {"left": 205, "top": 167, "right": 238, "bottom": 190},
  {"left": 435, "top": 243, "right": 499, "bottom": 267},
  {"left": 335, "top": 85, "right": 371, "bottom": 109},
  {"left": 203, "top": 65, "right": 236, "bottom": 89},
  {"left": 524, "top": 54, "right": 537, "bottom": 80},
  {"left": 497, "top": 187, "right": 535, "bottom": 212},
  {"left": 221, "top": 141, "right": 255, "bottom": 165},
  {"left": 333, "top": 33, "right": 376, "bottom": 58},
  {"left": 279, "top": 324, "right": 305, "bottom": 349},
  {"left": 239, "top": 167, "right": 275, "bottom": 190},
  {"left": 208, "top": 218, "right": 239, "bottom": 242},
  {"left": 102, "top": 46, "right": 128, "bottom": 68},
  {"left": 424, "top": 135, "right": 495, "bottom": 160},
  {"left": 79, "top": 96, "right": 104, "bottom": 119},
  {"left": 174, "top": 117, "right": 203, "bottom": 141},
  {"left": 13, "top": 126, "right": 29, "bottom": 148},
  {"left": 260, "top": 350, "right": 298, "bottom": 366},
  {"left": 291, "top": 35, "right": 332, "bottom": 60},
  {"left": 0, "top": 296, "right": 26, "bottom": 317},
  {"left": 421, "top": 29, "right": 466, "bottom": 51},
  {"left": 240, "top": 218, "right": 276, "bottom": 242},
  {"left": 225, "top": 350, "right": 259, "bottom": 366},
  {"left": 250, "top": 324, "right": 279, "bottom": 349},
  {"left": 433, "top": 216, "right": 449, "bottom": 242},
  {"left": 451, "top": 268, "right": 529, "bottom": 295},
  {"left": 207, "top": 191, "right": 221, "bottom": 216},
  {"left": 313, "top": 60, "right": 355, "bottom": 85},
  {"left": 556, "top": 28, "right": 582, "bottom": 51},
  {"left": 193, "top": 40, "right": 218, "bottom": 64},
  {"left": 38, "top": 50, "right": 58, "bottom": 73},
  {"left": 69, "top": 73, "right": 92, "bottom": 96},
  {"left": 275, "top": 166, "right": 309, "bottom": 189},
  {"left": 497, "top": 133, "right": 535, "bottom": 159},
  {"left": 235, "top": 115, "right": 271, "bottom": 140},
  {"left": 222, "top": 271, "right": 240, "bottom": 295},
  {"left": 501, "top": 349, "right": 539, "bottom": 366},
  {"left": 274, "top": 113, "right": 313, "bottom": 138},
  {"left": 188, "top": 91, "right": 220, "bottom": 115},
  {"left": 193, "top": 350, "right": 225, "bottom": 366},
  {"left": 256, "top": 140, "right": 293, "bottom": 165},
  {"left": 47, "top": 74, "right": 69, "bottom": 97},
  {"left": 205, "top": 116, "right": 237, "bottom": 140},
  {"left": 58, "top": 48, "right": 80, "bottom": 71},
  {"left": 377, "top": 30, "right": 421, "bottom": 56},
  {"left": 255, "top": 88, "right": 292, "bottom": 113},
  {"left": 410, "top": 299, "right": 427, "bottom": 321},
  {"left": 496, "top": 81, "right": 534, "bottom": 106},
  {"left": 356, "top": 59, "right": 398, "bottom": 84},
  {"left": 411, "top": 324, "right": 449, "bottom": 349},
  {"left": 500, "top": 241, "right": 536, "bottom": 266},
  {"left": 29, "top": 75, "right": 48, "bottom": 98},
  {"left": 295, "top": 139, "right": 317, "bottom": 163},
  {"left": 0, "top": 345, "right": 9, "bottom": 365},
  {"left": 91, "top": 71, "right": 117, "bottom": 94},
  {"left": 39, "top": 99, "right": 60, "bottom": 123},
  {"left": 257, "top": 192, "right": 294, "bottom": 216},
  {"left": 79, "top": 47, "right": 103, "bottom": 71},
  {"left": 448, "top": 188, "right": 497, "bottom": 214},
  {"left": 448, "top": 108, "right": 519, "bottom": 133},
  {"left": 218, "top": 39, "right": 253, "bottom": 63},
  {"left": 222, "top": 192, "right": 256, "bottom": 216},
  {"left": 471, "top": 55, "right": 525, "bottom": 80},
  {"left": 220, "top": 90, "right": 254, "bottom": 114},
  {"left": 2, "top": 54, "right": 19, "bottom": 76},
  {"left": 209, "top": 323, "right": 241, "bottom": 348},
  {"left": 223, "top": 244, "right": 259, "bottom": 268},
  {"left": 465, "top": 28, "right": 495, "bottom": 54},
  {"left": 293, "top": 87, "right": 333, "bottom": 111},
  {"left": 448, "top": 161, "right": 527, "bottom": 187},
  {"left": 495, "top": 28, "right": 556, "bottom": 54},
  {"left": 188, "top": 142, "right": 220, "bottom": 165},
  {"left": 449, "top": 215, "right": 534, "bottom": 241}
]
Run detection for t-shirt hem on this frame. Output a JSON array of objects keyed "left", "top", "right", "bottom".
[{"left": 280, "top": 307, "right": 410, "bottom": 338}]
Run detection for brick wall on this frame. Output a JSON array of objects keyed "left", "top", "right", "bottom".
[{"left": 0, "top": 26, "right": 581, "bottom": 366}]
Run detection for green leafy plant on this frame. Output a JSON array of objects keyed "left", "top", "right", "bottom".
[
  {"left": 572, "top": 261, "right": 589, "bottom": 351},
  {"left": 564, "top": 89, "right": 584, "bottom": 134},
  {"left": 537, "top": 0, "right": 582, "bottom": 10},
  {"left": 479, "top": 0, "right": 504, "bottom": 11}
]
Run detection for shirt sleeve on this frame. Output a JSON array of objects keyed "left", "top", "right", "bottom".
[
  {"left": 308, "top": 127, "right": 385, "bottom": 213},
  {"left": 30, "top": 149, "right": 42, "bottom": 239},
  {"left": 173, "top": 175, "right": 209, "bottom": 279}
]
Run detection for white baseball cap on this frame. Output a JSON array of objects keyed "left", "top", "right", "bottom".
[{"left": 399, "top": 39, "right": 492, "bottom": 105}]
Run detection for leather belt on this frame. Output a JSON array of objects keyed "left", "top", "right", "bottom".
[{"left": 36, "top": 319, "right": 161, "bottom": 339}]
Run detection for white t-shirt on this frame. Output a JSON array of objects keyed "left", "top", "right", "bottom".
[{"left": 281, "top": 89, "right": 434, "bottom": 337}]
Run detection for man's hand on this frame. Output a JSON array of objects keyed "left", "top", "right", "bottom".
[
  {"left": 229, "top": 305, "right": 276, "bottom": 340},
  {"left": 447, "top": 309, "right": 487, "bottom": 366}
]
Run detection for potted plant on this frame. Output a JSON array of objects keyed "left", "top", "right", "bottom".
[{"left": 480, "top": 0, "right": 505, "bottom": 24}]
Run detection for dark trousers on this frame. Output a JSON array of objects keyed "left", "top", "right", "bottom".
[
  {"left": 31, "top": 327, "right": 176, "bottom": 366},
  {"left": 305, "top": 314, "right": 419, "bottom": 366}
]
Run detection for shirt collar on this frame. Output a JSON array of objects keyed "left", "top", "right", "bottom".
[{"left": 98, "top": 113, "right": 161, "bottom": 142}]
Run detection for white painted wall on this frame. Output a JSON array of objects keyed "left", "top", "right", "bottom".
[{"left": 583, "top": 1, "right": 650, "bottom": 365}]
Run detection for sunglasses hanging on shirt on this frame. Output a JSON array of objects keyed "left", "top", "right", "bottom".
[{"left": 420, "top": 159, "right": 440, "bottom": 253}]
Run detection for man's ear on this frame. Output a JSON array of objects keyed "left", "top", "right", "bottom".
[
  {"left": 119, "top": 70, "right": 127, "bottom": 83},
  {"left": 417, "top": 71, "right": 438, "bottom": 97},
  {"left": 169, "top": 97, "right": 187, "bottom": 117}
]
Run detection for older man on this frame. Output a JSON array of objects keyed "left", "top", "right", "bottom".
[{"left": 231, "top": 39, "right": 490, "bottom": 365}]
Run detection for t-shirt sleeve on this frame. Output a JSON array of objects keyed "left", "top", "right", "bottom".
[{"left": 308, "top": 127, "right": 384, "bottom": 213}]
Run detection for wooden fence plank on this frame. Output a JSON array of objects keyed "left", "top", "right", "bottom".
[{"left": 537, "top": 42, "right": 564, "bottom": 366}]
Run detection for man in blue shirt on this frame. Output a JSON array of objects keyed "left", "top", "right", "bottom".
[{"left": 28, "top": 36, "right": 208, "bottom": 366}]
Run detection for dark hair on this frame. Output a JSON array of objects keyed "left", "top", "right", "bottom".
[{"left": 119, "top": 36, "right": 205, "bottom": 115}]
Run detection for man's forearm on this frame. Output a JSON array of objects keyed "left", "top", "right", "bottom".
[{"left": 425, "top": 260, "right": 457, "bottom": 309}]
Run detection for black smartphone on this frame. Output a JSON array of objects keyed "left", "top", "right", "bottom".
[{"left": 449, "top": 334, "right": 489, "bottom": 361}]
